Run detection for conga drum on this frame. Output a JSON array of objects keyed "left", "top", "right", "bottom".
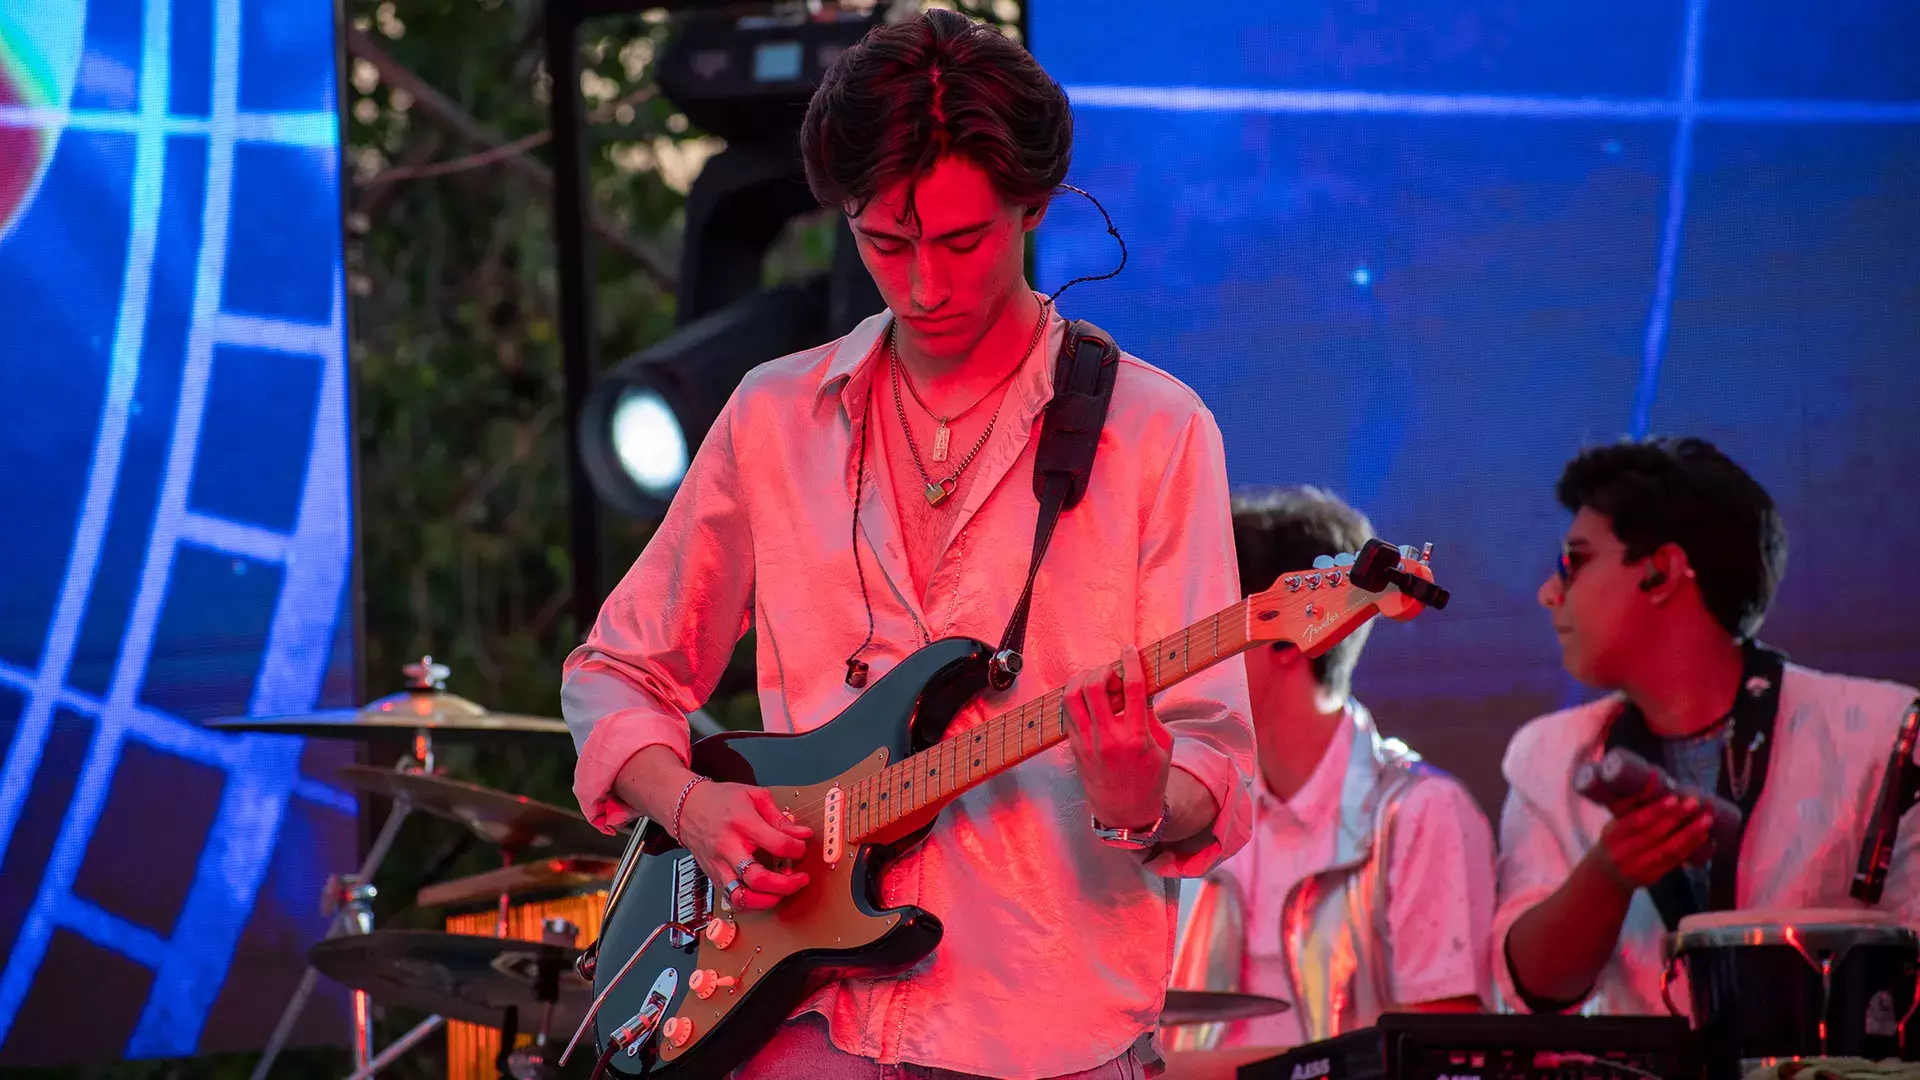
[
  {"left": 422, "top": 855, "right": 617, "bottom": 1080},
  {"left": 1666, "top": 908, "right": 1919, "bottom": 1080}
]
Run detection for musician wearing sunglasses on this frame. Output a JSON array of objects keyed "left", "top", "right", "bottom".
[
  {"left": 1170, "top": 487, "right": 1496, "bottom": 1048},
  {"left": 1493, "top": 437, "right": 1920, "bottom": 1015}
]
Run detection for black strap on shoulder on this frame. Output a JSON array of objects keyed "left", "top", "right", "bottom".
[
  {"left": 987, "top": 319, "right": 1119, "bottom": 691},
  {"left": 1603, "top": 640, "right": 1787, "bottom": 929}
]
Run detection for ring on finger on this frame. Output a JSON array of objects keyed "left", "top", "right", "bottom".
[
  {"left": 723, "top": 878, "right": 747, "bottom": 903},
  {"left": 734, "top": 857, "right": 757, "bottom": 878}
]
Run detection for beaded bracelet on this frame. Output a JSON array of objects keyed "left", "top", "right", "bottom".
[{"left": 670, "top": 775, "right": 710, "bottom": 841}]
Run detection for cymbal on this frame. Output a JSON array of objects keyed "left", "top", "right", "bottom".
[
  {"left": 310, "top": 930, "right": 588, "bottom": 1032},
  {"left": 205, "top": 691, "right": 567, "bottom": 739},
  {"left": 205, "top": 656, "right": 568, "bottom": 739},
  {"left": 418, "top": 854, "right": 620, "bottom": 909},
  {"left": 335, "top": 766, "right": 620, "bottom": 856},
  {"left": 1161, "top": 990, "right": 1291, "bottom": 1026}
]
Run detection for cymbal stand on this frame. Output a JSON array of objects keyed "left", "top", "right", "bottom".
[
  {"left": 501, "top": 918, "right": 577, "bottom": 1080},
  {"left": 250, "top": 731, "right": 437, "bottom": 1080},
  {"left": 340, "top": 1013, "right": 446, "bottom": 1080}
]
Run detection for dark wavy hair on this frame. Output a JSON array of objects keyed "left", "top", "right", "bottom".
[
  {"left": 1557, "top": 437, "right": 1787, "bottom": 639},
  {"left": 799, "top": 9, "right": 1072, "bottom": 223},
  {"left": 1232, "top": 486, "right": 1377, "bottom": 700}
]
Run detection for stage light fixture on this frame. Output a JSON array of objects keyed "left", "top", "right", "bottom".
[{"left": 578, "top": 275, "right": 833, "bottom": 519}]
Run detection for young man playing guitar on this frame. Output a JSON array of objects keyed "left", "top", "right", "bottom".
[
  {"left": 1172, "top": 488, "right": 1494, "bottom": 1048},
  {"left": 1495, "top": 438, "right": 1920, "bottom": 1014},
  {"left": 562, "top": 12, "right": 1256, "bottom": 1078}
]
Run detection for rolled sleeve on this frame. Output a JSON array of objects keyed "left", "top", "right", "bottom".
[
  {"left": 1136, "top": 407, "right": 1255, "bottom": 878},
  {"left": 562, "top": 392, "right": 755, "bottom": 832},
  {"left": 1151, "top": 737, "right": 1255, "bottom": 877}
]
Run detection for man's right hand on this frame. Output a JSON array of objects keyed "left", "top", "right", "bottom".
[
  {"left": 676, "top": 781, "right": 813, "bottom": 912},
  {"left": 1588, "top": 794, "right": 1714, "bottom": 891}
]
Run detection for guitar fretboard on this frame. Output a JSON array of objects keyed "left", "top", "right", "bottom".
[{"left": 846, "top": 598, "right": 1254, "bottom": 841}]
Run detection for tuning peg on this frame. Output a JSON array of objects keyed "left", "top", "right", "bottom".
[
  {"left": 1420, "top": 542, "right": 1434, "bottom": 565},
  {"left": 1312, "top": 554, "right": 1335, "bottom": 570}
]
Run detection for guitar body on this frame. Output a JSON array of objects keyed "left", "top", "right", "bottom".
[
  {"left": 590, "top": 637, "right": 993, "bottom": 1078},
  {"left": 582, "top": 537, "right": 1451, "bottom": 1079}
]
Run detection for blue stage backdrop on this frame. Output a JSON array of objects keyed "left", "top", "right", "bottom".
[
  {"left": 1032, "top": 1, "right": 1920, "bottom": 809},
  {"left": 0, "top": 0, "right": 356, "bottom": 1064}
]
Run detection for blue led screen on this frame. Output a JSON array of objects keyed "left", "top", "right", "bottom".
[
  {"left": 1031, "top": 0, "right": 1920, "bottom": 807},
  {"left": 0, "top": 0, "right": 356, "bottom": 1063}
]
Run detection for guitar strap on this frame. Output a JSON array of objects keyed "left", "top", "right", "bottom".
[
  {"left": 1602, "top": 640, "right": 1787, "bottom": 928},
  {"left": 987, "top": 318, "right": 1120, "bottom": 691}
]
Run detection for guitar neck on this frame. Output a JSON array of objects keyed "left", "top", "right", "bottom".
[{"left": 847, "top": 599, "right": 1255, "bottom": 842}]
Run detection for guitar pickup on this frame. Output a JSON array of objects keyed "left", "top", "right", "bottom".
[
  {"left": 670, "top": 855, "right": 710, "bottom": 946},
  {"left": 821, "top": 785, "right": 845, "bottom": 867}
]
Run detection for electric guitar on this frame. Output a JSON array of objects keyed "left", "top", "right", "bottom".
[{"left": 571, "top": 538, "right": 1450, "bottom": 1078}]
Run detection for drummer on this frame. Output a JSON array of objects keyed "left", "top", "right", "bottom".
[
  {"left": 1495, "top": 437, "right": 1920, "bottom": 1014},
  {"left": 1171, "top": 487, "right": 1496, "bottom": 1047}
]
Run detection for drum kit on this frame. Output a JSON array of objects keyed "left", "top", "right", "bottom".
[
  {"left": 221, "top": 659, "right": 1291, "bottom": 1080},
  {"left": 213, "top": 658, "right": 652, "bottom": 1080}
]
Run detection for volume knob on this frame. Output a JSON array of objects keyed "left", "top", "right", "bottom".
[
  {"left": 704, "top": 918, "right": 738, "bottom": 950},
  {"left": 688, "top": 968, "right": 738, "bottom": 999},
  {"left": 662, "top": 1016, "right": 694, "bottom": 1048}
]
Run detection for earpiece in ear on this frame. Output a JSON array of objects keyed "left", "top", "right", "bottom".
[{"left": 1639, "top": 570, "right": 1668, "bottom": 592}]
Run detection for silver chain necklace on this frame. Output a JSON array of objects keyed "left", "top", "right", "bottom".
[{"left": 889, "top": 300, "right": 1050, "bottom": 507}]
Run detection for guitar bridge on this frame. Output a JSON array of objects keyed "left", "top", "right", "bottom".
[
  {"left": 822, "top": 784, "right": 845, "bottom": 867},
  {"left": 669, "top": 855, "right": 711, "bottom": 947}
]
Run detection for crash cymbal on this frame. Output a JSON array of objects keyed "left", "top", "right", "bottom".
[
  {"left": 204, "top": 657, "right": 568, "bottom": 739},
  {"left": 335, "top": 766, "right": 620, "bottom": 856},
  {"left": 417, "top": 854, "right": 620, "bottom": 910},
  {"left": 310, "top": 930, "right": 588, "bottom": 1032},
  {"left": 1160, "top": 990, "right": 1291, "bottom": 1026}
]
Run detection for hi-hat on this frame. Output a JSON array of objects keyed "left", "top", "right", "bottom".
[
  {"left": 1160, "top": 990, "right": 1291, "bottom": 1025},
  {"left": 334, "top": 766, "right": 621, "bottom": 856},
  {"left": 310, "top": 931, "right": 588, "bottom": 1031},
  {"left": 205, "top": 657, "right": 568, "bottom": 739}
]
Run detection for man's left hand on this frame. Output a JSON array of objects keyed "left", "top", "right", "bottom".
[{"left": 1064, "top": 643, "right": 1173, "bottom": 830}]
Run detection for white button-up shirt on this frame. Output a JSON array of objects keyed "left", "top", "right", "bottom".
[
  {"left": 562, "top": 306, "right": 1255, "bottom": 1079},
  {"left": 1493, "top": 663, "right": 1920, "bottom": 1015}
]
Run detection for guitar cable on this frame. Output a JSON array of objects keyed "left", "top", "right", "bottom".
[{"left": 559, "top": 918, "right": 709, "bottom": 1068}]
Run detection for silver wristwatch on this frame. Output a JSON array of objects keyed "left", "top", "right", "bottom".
[{"left": 1091, "top": 800, "right": 1169, "bottom": 851}]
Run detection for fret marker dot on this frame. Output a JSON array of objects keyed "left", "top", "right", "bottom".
[{"left": 973, "top": 759, "right": 981, "bottom": 767}]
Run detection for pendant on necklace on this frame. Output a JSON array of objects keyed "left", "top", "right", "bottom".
[
  {"left": 931, "top": 422, "right": 951, "bottom": 463},
  {"left": 925, "top": 477, "right": 957, "bottom": 507}
]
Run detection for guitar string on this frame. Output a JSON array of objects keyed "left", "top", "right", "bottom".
[{"left": 752, "top": 599, "right": 1266, "bottom": 830}]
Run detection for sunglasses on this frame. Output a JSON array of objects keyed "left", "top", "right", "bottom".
[{"left": 1555, "top": 545, "right": 1590, "bottom": 586}]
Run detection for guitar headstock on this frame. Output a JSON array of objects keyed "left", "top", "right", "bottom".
[{"left": 1245, "top": 538, "right": 1450, "bottom": 657}]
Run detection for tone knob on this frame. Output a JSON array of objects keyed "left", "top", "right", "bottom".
[
  {"left": 704, "top": 919, "right": 738, "bottom": 949},
  {"left": 662, "top": 1016, "right": 693, "bottom": 1048},
  {"left": 688, "top": 968, "right": 737, "bottom": 998}
]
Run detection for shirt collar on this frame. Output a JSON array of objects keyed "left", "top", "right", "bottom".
[
  {"left": 1258, "top": 703, "right": 1357, "bottom": 827},
  {"left": 817, "top": 298, "right": 1063, "bottom": 425}
]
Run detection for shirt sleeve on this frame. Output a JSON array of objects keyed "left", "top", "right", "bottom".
[
  {"left": 1384, "top": 776, "right": 1498, "bottom": 1008},
  {"left": 1490, "top": 733, "right": 1585, "bottom": 1014},
  {"left": 1135, "top": 407, "right": 1256, "bottom": 879},
  {"left": 562, "top": 392, "right": 755, "bottom": 832}
]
